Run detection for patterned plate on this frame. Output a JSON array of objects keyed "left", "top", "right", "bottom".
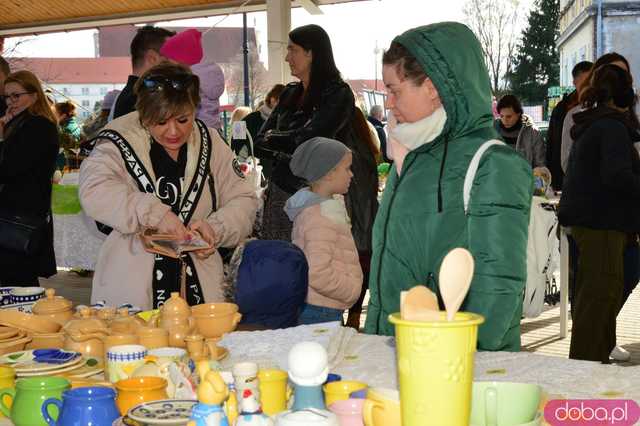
[
  {"left": 0, "top": 349, "right": 83, "bottom": 373},
  {"left": 20, "top": 357, "right": 103, "bottom": 378},
  {"left": 128, "top": 399, "right": 196, "bottom": 425}
]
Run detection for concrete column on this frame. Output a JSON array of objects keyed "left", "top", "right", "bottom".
[{"left": 266, "top": 0, "right": 292, "bottom": 86}]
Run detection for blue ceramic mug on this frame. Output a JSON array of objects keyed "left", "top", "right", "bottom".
[{"left": 41, "top": 387, "right": 119, "bottom": 426}]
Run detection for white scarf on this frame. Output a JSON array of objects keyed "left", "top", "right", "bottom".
[{"left": 390, "top": 106, "right": 447, "bottom": 151}]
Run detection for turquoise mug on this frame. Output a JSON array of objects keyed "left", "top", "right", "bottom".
[
  {"left": 470, "top": 381, "right": 541, "bottom": 426},
  {"left": 41, "top": 386, "right": 119, "bottom": 426}
]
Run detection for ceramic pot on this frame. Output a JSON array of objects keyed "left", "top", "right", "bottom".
[
  {"left": 114, "top": 376, "right": 168, "bottom": 415},
  {"left": 136, "top": 328, "right": 168, "bottom": 349},
  {"left": 110, "top": 308, "right": 146, "bottom": 334},
  {"left": 32, "top": 289, "right": 73, "bottom": 326},
  {"left": 26, "top": 332, "right": 65, "bottom": 350},
  {"left": 10, "top": 287, "right": 45, "bottom": 305},
  {"left": 167, "top": 324, "right": 191, "bottom": 348},
  {"left": 0, "top": 376, "right": 70, "bottom": 426},
  {"left": 160, "top": 292, "right": 190, "bottom": 320},
  {"left": 191, "top": 303, "right": 241, "bottom": 338},
  {"left": 41, "top": 386, "right": 119, "bottom": 426}
]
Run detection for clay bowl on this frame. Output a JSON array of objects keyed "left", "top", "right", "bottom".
[
  {"left": 0, "top": 309, "right": 61, "bottom": 334},
  {"left": 26, "top": 332, "right": 66, "bottom": 350},
  {"left": 191, "top": 303, "right": 241, "bottom": 339}
]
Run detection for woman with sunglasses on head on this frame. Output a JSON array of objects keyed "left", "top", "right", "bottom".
[
  {"left": 256, "top": 24, "right": 378, "bottom": 252},
  {"left": 559, "top": 64, "right": 640, "bottom": 363},
  {"left": 0, "top": 70, "right": 60, "bottom": 285},
  {"left": 79, "top": 62, "right": 258, "bottom": 309}
]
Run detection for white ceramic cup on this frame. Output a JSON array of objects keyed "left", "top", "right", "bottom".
[{"left": 106, "top": 344, "right": 148, "bottom": 383}]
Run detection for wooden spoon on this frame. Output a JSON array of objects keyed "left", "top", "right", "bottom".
[
  {"left": 439, "top": 248, "right": 475, "bottom": 321},
  {"left": 401, "top": 286, "right": 440, "bottom": 321}
]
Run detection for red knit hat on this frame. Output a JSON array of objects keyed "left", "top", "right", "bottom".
[{"left": 160, "top": 28, "right": 203, "bottom": 66}]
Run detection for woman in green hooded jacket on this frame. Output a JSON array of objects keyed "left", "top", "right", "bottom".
[{"left": 363, "top": 22, "right": 533, "bottom": 351}]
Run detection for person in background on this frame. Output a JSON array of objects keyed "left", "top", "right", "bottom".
[
  {"left": 0, "top": 70, "right": 59, "bottom": 285},
  {"left": 112, "top": 25, "right": 175, "bottom": 120},
  {"left": 192, "top": 61, "right": 225, "bottom": 130},
  {"left": 367, "top": 105, "right": 389, "bottom": 162},
  {"left": 0, "top": 57, "right": 10, "bottom": 117},
  {"left": 79, "top": 62, "right": 258, "bottom": 309},
  {"left": 546, "top": 61, "right": 592, "bottom": 191},
  {"left": 363, "top": 23, "right": 533, "bottom": 351},
  {"left": 256, "top": 24, "right": 377, "bottom": 252},
  {"left": 285, "top": 137, "right": 363, "bottom": 324},
  {"left": 229, "top": 106, "right": 252, "bottom": 158},
  {"left": 55, "top": 101, "right": 82, "bottom": 142},
  {"left": 558, "top": 64, "right": 640, "bottom": 363},
  {"left": 242, "top": 84, "right": 286, "bottom": 180},
  {"left": 494, "top": 94, "right": 546, "bottom": 168},
  {"left": 82, "top": 89, "right": 121, "bottom": 141}
]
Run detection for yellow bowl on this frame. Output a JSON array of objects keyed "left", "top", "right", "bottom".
[
  {"left": 323, "top": 380, "right": 367, "bottom": 407},
  {"left": 114, "top": 376, "right": 168, "bottom": 415}
]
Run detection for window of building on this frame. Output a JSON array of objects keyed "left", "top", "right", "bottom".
[
  {"left": 100, "top": 87, "right": 108, "bottom": 95},
  {"left": 63, "top": 87, "right": 69, "bottom": 95},
  {"left": 81, "top": 100, "right": 90, "bottom": 107},
  {"left": 81, "top": 87, "right": 89, "bottom": 95}
]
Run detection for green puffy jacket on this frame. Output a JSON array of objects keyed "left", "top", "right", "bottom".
[{"left": 363, "top": 23, "right": 533, "bottom": 351}]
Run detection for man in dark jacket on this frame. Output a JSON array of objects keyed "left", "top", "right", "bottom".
[
  {"left": 111, "top": 26, "right": 175, "bottom": 120},
  {"left": 368, "top": 105, "right": 389, "bottom": 162},
  {"left": 546, "top": 61, "right": 592, "bottom": 190}
]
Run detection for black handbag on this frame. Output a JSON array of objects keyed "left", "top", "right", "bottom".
[{"left": 0, "top": 211, "right": 48, "bottom": 256}]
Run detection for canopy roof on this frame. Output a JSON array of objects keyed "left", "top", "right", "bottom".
[{"left": 0, "top": 0, "right": 360, "bottom": 36}]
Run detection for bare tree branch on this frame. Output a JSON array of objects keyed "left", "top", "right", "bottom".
[{"left": 464, "top": 0, "right": 521, "bottom": 94}]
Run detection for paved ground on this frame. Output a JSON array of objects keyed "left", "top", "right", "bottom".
[{"left": 41, "top": 270, "right": 640, "bottom": 365}]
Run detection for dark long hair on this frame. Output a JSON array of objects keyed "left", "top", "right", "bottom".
[
  {"left": 580, "top": 64, "right": 636, "bottom": 110},
  {"left": 288, "top": 24, "right": 341, "bottom": 112}
]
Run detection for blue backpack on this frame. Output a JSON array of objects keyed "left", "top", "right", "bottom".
[{"left": 235, "top": 240, "right": 309, "bottom": 329}]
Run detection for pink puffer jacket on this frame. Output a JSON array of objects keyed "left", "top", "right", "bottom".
[{"left": 287, "top": 191, "right": 363, "bottom": 310}]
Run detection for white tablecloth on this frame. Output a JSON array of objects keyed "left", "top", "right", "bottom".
[{"left": 53, "top": 213, "right": 104, "bottom": 270}]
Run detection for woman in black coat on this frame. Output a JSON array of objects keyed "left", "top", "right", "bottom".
[
  {"left": 559, "top": 63, "right": 640, "bottom": 363},
  {"left": 256, "top": 24, "right": 378, "bottom": 250},
  {"left": 0, "top": 70, "right": 59, "bottom": 285}
]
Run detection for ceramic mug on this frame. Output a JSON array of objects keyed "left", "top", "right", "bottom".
[
  {"left": 0, "top": 366, "right": 15, "bottom": 418},
  {"left": 41, "top": 386, "right": 119, "bottom": 426},
  {"left": 329, "top": 398, "right": 365, "bottom": 426},
  {"left": 0, "top": 376, "right": 70, "bottom": 426},
  {"left": 470, "top": 381, "right": 541, "bottom": 426},
  {"left": 114, "top": 376, "right": 168, "bottom": 415},
  {"left": 323, "top": 380, "right": 367, "bottom": 407},
  {"left": 258, "top": 369, "right": 289, "bottom": 416},
  {"left": 362, "top": 387, "right": 401, "bottom": 426},
  {"left": 147, "top": 347, "right": 188, "bottom": 365},
  {"left": 106, "top": 344, "right": 148, "bottom": 383},
  {"left": 137, "top": 327, "right": 169, "bottom": 349}
]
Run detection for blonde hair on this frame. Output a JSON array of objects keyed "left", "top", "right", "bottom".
[
  {"left": 231, "top": 106, "right": 251, "bottom": 122},
  {"left": 4, "top": 70, "right": 58, "bottom": 124}
]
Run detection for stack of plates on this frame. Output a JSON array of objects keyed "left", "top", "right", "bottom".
[
  {"left": 0, "top": 327, "right": 31, "bottom": 355},
  {"left": 0, "top": 349, "right": 104, "bottom": 378}
]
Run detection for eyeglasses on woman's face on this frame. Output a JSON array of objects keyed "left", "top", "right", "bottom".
[{"left": 142, "top": 74, "right": 194, "bottom": 92}]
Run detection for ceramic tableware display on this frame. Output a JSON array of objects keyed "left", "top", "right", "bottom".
[
  {"left": 10, "top": 287, "right": 45, "bottom": 305},
  {"left": 191, "top": 303, "right": 241, "bottom": 339},
  {"left": 362, "top": 387, "right": 401, "bottom": 426},
  {"left": 389, "top": 311, "right": 484, "bottom": 426},
  {"left": 0, "top": 366, "right": 15, "bottom": 418},
  {"left": 158, "top": 293, "right": 193, "bottom": 348},
  {"left": 232, "top": 361, "right": 272, "bottom": 424},
  {"left": 41, "top": 386, "right": 119, "bottom": 426},
  {"left": 0, "top": 288, "right": 14, "bottom": 307},
  {"left": 187, "top": 359, "right": 230, "bottom": 426},
  {"left": 114, "top": 376, "right": 168, "bottom": 415},
  {"left": 0, "top": 376, "right": 71, "bottom": 426},
  {"left": 133, "top": 347, "right": 195, "bottom": 399},
  {"left": 32, "top": 289, "right": 74, "bottom": 326},
  {"left": 328, "top": 398, "right": 365, "bottom": 426},
  {"left": 0, "top": 332, "right": 32, "bottom": 356},
  {"left": 273, "top": 409, "right": 339, "bottom": 426},
  {"left": 439, "top": 247, "right": 474, "bottom": 321},
  {"left": 0, "top": 326, "right": 19, "bottom": 341},
  {"left": 323, "top": 380, "right": 367, "bottom": 407},
  {"left": 0, "top": 308, "right": 61, "bottom": 334},
  {"left": 288, "top": 342, "right": 329, "bottom": 411},
  {"left": 107, "top": 344, "right": 149, "bottom": 383},
  {"left": 62, "top": 307, "right": 108, "bottom": 358},
  {"left": 258, "top": 369, "right": 289, "bottom": 416},
  {"left": 102, "top": 334, "right": 139, "bottom": 359},
  {"left": 26, "top": 332, "right": 66, "bottom": 350},
  {"left": 136, "top": 327, "right": 169, "bottom": 349},
  {"left": 470, "top": 382, "right": 542, "bottom": 426},
  {"left": 0, "top": 349, "right": 82, "bottom": 376},
  {"left": 129, "top": 399, "right": 197, "bottom": 425},
  {"left": 111, "top": 308, "right": 146, "bottom": 334}
]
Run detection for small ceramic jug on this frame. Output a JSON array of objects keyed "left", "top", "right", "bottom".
[
  {"left": 0, "top": 376, "right": 70, "bottom": 426},
  {"left": 41, "top": 386, "right": 119, "bottom": 426}
]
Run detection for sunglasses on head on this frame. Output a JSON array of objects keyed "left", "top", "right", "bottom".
[{"left": 142, "top": 74, "right": 194, "bottom": 92}]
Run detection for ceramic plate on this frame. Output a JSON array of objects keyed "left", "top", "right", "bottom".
[
  {"left": 19, "top": 357, "right": 103, "bottom": 378},
  {"left": 1, "top": 349, "right": 83, "bottom": 373},
  {"left": 128, "top": 399, "right": 197, "bottom": 425},
  {"left": 0, "top": 326, "right": 18, "bottom": 341}
]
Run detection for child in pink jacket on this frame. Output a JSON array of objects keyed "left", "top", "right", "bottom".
[{"left": 284, "top": 137, "right": 363, "bottom": 324}]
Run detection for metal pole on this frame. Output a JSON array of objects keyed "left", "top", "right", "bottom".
[
  {"left": 596, "top": 0, "right": 603, "bottom": 57},
  {"left": 242, "top": 12, "right": 250, "bottom": 107}
]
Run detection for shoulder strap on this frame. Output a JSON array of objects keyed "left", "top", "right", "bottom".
[{"left": 463, "top": 139, "right": 505, "bottom": 215}]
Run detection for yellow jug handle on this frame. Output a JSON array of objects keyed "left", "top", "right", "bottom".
[{"left": 363, "top": 398, "right": 383, "bottom": 426}]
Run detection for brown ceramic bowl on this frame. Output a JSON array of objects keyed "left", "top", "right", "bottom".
[
  {"left": 191, "top": 303, "right": 241, "bottom": 338},
  {"left": 0, "top": 309, "right": 61, "bottom": 334},
  {"left": 26, "top": 332, "right": 65, "bottom": 349}
]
